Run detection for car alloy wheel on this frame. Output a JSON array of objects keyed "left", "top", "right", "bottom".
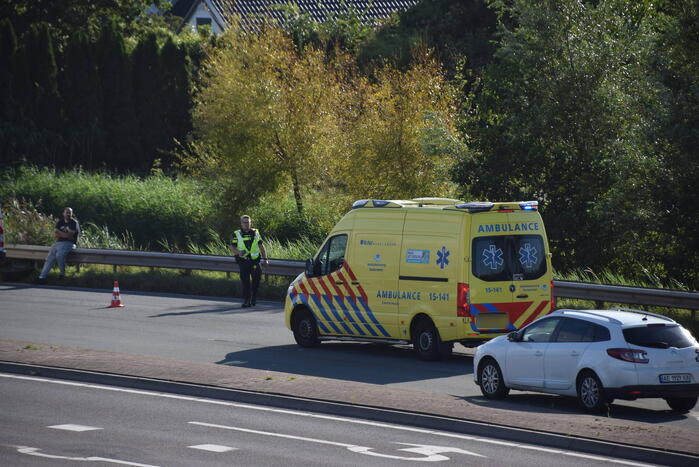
[
  {"left": 577, "top": 371, "right": 607, "bottom": 413},
  {"left": 479, "top": 359, "right": 509, "bottom": 399}
]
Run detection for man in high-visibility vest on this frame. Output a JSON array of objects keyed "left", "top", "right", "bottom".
[{"left": 230, "top": 215, "right": 268, "bottom": 307}]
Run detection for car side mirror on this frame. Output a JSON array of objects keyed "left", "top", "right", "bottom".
[
  {"left": 305, "top": 258, "right": 315, "bottom": 277},
  {"left": 507, "top": 331, "right": 521, "bottom": 342}
]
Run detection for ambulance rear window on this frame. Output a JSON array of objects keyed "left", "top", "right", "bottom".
[{"left": 472, "top": 235, "right": 547, "bottom": 282}]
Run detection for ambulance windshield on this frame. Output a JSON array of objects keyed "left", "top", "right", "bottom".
[{"left": 472, "top": 235, "right": 546, "bottom": 281}]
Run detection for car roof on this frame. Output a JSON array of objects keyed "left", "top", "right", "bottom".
[{"left": 552, "top": 309, "right": 676, "bottom": 327}]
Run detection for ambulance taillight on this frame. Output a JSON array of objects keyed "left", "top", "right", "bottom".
[{"left": 457, "top": 283, "right": 470, "bottom": 317}]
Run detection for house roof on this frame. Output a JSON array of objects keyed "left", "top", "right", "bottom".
[{"left": 170, "top": 0, "right": 419, "bottom": 30}]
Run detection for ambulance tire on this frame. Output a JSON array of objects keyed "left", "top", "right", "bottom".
[
  {"left": 292, "top": 308, "right": 320, "bottom": 348},
  {"left": 412, "top": 319, "right": 442, "bottom": 361}
]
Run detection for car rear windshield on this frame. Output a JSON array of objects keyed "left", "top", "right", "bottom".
[
  {"left": 623, "top": 324, "right": 695, "bottom": 349},
  {"left": 472, "top": 235, "right": 547, "bottom": 282}
]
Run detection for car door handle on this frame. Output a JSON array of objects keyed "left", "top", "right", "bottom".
[
  {"left": 335, "top": 281, "right": 344, "bottom": 285},
  {"left": 571, "top": 351, "right": 580, "bottom": 356},
  {"left": 535, "top": 351, "right": 544, "bottom": 357},
  {"left": 516, "top": 294, "right": 529, "bottom": 298},
  {"left": 351, "top": 281, "right": 360, "bottom": 285}
]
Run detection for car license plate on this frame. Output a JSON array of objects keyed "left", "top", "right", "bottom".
[{"left": 659, "top": 374, "right": 691, "bottom": 384}]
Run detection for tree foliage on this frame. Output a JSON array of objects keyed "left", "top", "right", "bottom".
[
  {"left": 184, "top": 24, "right": 459, "bottom": 221},
  {"left": 453, "top": 0, "right": 664, "bottom": 275}
]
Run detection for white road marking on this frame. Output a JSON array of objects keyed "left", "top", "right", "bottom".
[
  {"left": 48, "top": 424, "right": 102, "bottom": 432},
  {"left": 188, "top": 444, "right": 237, "bottom": 453},
  {"left": 189, "top": 421, "right": 481, "bottom": 461},
  {"left": 16, "top": 446, "right": 160, "bottom": 466},
  {"left": 1, "top": 373, "right": 658, "bottom": 466}
]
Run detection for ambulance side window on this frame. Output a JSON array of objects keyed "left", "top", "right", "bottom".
[{"left": 317, "top": 234, "right": 347, "bottom": 276}]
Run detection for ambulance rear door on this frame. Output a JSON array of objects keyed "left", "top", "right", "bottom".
[
  {"left": 507, "top": 210, "right": 552, "bottom": 329},
  {"left": 468, "top": 215, "right": 515, "bottom": 335}
]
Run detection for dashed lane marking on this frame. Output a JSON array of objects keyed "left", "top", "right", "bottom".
[
  {"left": 188, "top": 444, "right": 238, "bottom": 453},
  {"left": 48, "top": 424, "right": 102, "bottom": 432}
]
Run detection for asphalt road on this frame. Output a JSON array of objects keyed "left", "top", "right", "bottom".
[
  {"left": 1, "top": 284, "right": 698, "bottom": 432},
  {"left": 0, "top": 372, "right": 658, "bottom": 466}
]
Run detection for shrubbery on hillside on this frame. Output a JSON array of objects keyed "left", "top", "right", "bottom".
[{"left": 0, "top": 167, "right": 216, "bottom": 249}]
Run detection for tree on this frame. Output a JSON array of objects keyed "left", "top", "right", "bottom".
[
  {"left": 652, "top": 0, "right": 699, "bottom": 284},
  {"left": 336, "top": 54, "right": 461, "bottom": 200},
  {"left": 161, "top": 38, "right": 192, "bottom": 168},
  {"left": 186, "top": 26, "right": 343, "bottom": 217},
  {"left": 0, "top": 19, "right": 17, "bottom": 164},
  {"left": 62, "top": 32, "right": 104, "bottom": 168},
  {"left": 96, "top": 21, "right": 142, "bottom": 170},
  {"left": 132, "top": 32, "right": 169, "bottom": 171},
  {"left": 453, "top": 0, "right": 663, "bottom": 275},
  {"left": 359, "top": 0, "right": 498, "bottom": 79},
  {"left": 185, "top": 24, "right": 460, "bottom": 222},
  {"left": 0, "top": 0, "right": 173, "bottom": 45}
]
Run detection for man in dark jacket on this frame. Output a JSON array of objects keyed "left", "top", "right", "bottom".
[{"left": 37, "top": 207, "right": 80, "bottom": 283}]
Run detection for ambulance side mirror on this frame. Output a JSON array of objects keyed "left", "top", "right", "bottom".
[{"left": 305, "top": 258, "right": 316, "bottom": 277}]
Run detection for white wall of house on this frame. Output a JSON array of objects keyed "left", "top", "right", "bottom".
[{"left": 184, "top": 1, "right": 224, "bottom": 35}]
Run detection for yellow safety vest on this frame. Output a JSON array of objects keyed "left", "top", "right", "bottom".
[{"left": 234, "top": 229, "right": 261, "bottom": 260}]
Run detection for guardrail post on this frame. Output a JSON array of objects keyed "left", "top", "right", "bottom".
[
  {"left": 113, "top": 265, "right": 117, "bottom": 274},
  {"left": 595, "top": 300, "right": 604, "bottom": 309}
]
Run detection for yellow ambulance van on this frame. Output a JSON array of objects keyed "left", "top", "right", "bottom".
[{"left": 284, "top": 198, "right": 555, "bottom": 359}]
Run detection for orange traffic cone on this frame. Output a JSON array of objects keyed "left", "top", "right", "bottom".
[{"left": 109, "top": 280, "right": 125, "bottom": 308}]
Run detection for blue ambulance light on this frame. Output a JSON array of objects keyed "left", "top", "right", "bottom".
[
  {"left": 372, "top": 200, "right": 391, "bottom": 207},
  {"left": 352, "top": 199, "right": 369, "bottom": 209},
  {"left": 519, "top": 201, "right": 539, "bottom": 211}
]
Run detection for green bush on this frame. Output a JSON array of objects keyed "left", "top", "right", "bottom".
[
  {"left": 0, "top": 167, "right": 217, "bottom": 250},
  {"left": 1, "top": 198, "right": 55, "bottom": 245},
  {"left": 246, "top": 190, "right": 347, "bottom": 244}
]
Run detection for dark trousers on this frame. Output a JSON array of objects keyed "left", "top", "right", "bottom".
[{"left": 238, "top": 259, "right": 261, "bottom": 303}]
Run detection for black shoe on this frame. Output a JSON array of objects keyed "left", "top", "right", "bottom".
[
  {"left": 241, "top": 302, "right": 251, "bottom": 308},
  {"left": 250, "top": 298, "right": 256, "bottom": 306},
  {"left": 35, "top": 277, "right": 48, "bottom": 285}
]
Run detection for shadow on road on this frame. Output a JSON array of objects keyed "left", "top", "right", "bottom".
[
  {"left": 215, "top": 342, "right": 475, "bottom": 385},
  {"left": 148, "top": 303, "right": 283, "bottom": 318},
  {"left": 463, "top": 393, "right": 689, "bottom": 424}
]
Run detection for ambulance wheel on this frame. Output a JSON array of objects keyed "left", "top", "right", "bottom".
[
  {"left": 292, "top": 309, "right": 320, "bottom": 348},
  {"left": 413, "top": 319, "right": 441, "bottom": 361}
]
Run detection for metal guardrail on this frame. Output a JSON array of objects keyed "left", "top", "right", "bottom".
[
  {"left": 5, "top": 244, "right": 699, "bottom": 310},
  {"left": 5, "top": 244, "right": 305, "bottom": 278}
]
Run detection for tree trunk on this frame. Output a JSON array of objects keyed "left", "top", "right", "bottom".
[{"left": 291, "top": 166, "right": 304, "bottom": 216}]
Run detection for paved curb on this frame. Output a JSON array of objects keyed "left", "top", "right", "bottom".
[{"left": 2, "top": 361, "right": 697, "bottom": 467}]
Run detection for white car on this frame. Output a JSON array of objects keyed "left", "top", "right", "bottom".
[{"left": 473, "top": 309, "right": 699, "bottom": 413}]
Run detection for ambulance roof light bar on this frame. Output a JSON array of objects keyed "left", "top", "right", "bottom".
[
  {"left": 454, "top": 201, "right": 494, "bottom": 213},
  {"left": 519, "top": 201, "right": 539, "bottom": 211},
  {"left": 352, "top": 199, "right": 404, "bottom": 209}
]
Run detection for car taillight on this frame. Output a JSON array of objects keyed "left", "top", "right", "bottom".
[
  {"left": 607, "top": 348, "right": 649, "bottom": 363},
  {"left": 550, "top": 280, "right": 555, "bottom": 312},
  {"left": 457, "top": 283, "right": 470, "bottom": 317},
  {"left": 695, "top": 348, "right": 699, "bottom": 363}
]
